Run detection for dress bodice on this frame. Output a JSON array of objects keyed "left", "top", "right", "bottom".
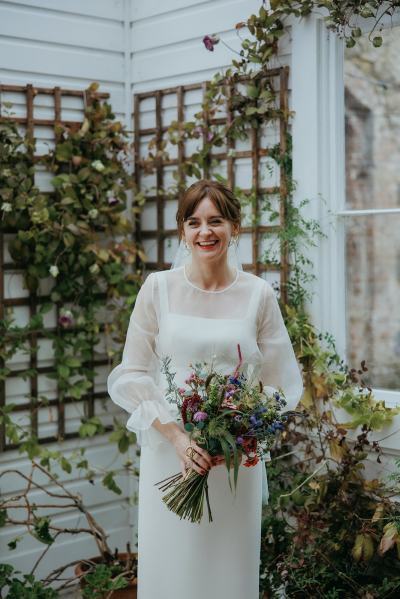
[{"left": 154, "top": 267, "right": 265, "bottom": 389}]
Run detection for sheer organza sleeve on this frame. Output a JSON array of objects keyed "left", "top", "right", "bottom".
[
  {"left": 107, "top": 272, "right": 176, "bottom": 447},
  {"left": 257, "top": 280, "right": 304, "bottom": 412}
]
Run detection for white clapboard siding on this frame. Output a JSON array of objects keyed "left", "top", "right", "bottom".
[
  {"left": 0, "top": 0, "right": 134, "bottom": 589},
  {"left": 130, "top": 0, "right": 291, "bottom": 91},
  {"left": 0, "top": 0, "right": 127, "bottom": 120}
]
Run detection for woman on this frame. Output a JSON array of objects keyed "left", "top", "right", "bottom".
[{"left": 107, "top": 179, "right": 304, "bottom": 599}]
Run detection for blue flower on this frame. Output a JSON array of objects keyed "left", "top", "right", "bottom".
[{"left": 236, "top": 436, "right": 244, "bottom": 445}]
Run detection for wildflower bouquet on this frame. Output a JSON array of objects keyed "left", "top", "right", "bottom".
[{"left": 155, "top": 345, "right": 288, "bottom": 524}]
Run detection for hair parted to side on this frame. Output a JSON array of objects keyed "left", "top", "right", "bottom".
[{"left": 176, "top": 179, "right": 241, "bottom": 240}]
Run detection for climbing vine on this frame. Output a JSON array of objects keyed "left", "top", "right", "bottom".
[{"left": 0, "top": 84, "right": 141, "bottom": 462}]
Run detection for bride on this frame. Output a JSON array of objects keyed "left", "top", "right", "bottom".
[{"left": 107, "top": 179, "right": 304, "bottom": 599}]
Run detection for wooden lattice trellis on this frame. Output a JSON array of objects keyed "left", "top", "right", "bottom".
[
  {"left": 0, "top": 84, "right": 110, "bottom": 451},
  {"left": 1, "top": 70, "right": 291, "bottom": 452},
  {"left": 133, "top": 66, "right": 290, "bottom": 301}
]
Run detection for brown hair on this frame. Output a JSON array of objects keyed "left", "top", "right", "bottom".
[{"left": 176, "top": 179, "right": 241, "bottom": 240}]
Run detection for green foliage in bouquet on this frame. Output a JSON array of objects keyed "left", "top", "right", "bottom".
[{"left": 156, "top": 350, "right": 289, "bottom": 523}]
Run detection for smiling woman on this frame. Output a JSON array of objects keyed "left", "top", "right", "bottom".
[{"left": 107, "top": 179, "right": 304, "bottom": 599}]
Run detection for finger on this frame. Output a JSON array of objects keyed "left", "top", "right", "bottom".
[
  {"left": 190, "top": 458, "right": 208, "bottom": 476},
  {"left": 190, "top": 448, "right": 211, "bottom": 471},
  {"left": 194, "top": 446, "right": 213, "bottom": 469}
]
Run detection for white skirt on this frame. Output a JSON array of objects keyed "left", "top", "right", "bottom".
[{"left": 137, "top": 436, "right": 263, "bottom": 599}]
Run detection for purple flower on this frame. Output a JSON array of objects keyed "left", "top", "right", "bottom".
[
  {"left": 193, "top": 411, "right": 208, "bottom": 422},
  {"left": 202, "top": 34, "right": 220, "bottom": 52},
  {"left": 236, "top": 436, "right": 244, "bottom": 445},
  {"left": 58, "top": 309, "right": 73, "bottom": 328},
  {"left": 207, "top": 131, "right": 214, "bottom": 142}
]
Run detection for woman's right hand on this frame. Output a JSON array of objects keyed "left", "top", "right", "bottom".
[{"left": 172, "top": 431, "right": 213, "bottom": 477}]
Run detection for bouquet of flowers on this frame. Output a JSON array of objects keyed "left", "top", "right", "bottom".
[{"left": 155, "top": 345, "right": 288, "bottom": 524}]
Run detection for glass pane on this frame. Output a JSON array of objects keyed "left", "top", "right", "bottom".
[
  {"left": 345, "top": 214, "right": 400, "bottom": 390},
  {"left": 344, "top": 26, "right": 400, "bottom": 210}
]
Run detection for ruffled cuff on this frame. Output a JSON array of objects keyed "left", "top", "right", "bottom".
[{"left": 126, "top": 398, "right": 179, "bottom": 449}]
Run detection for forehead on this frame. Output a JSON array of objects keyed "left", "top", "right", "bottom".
[{"left": 189, "top": 196, "right": 222, "bottom": 217}]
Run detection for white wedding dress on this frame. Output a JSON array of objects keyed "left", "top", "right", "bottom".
[{"left": 107, "top": 265, "right": 303, "bottom": 599}]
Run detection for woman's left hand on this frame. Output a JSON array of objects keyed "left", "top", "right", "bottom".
[{"left": 211, "top": 451, "right": 243, "bottom": 468}]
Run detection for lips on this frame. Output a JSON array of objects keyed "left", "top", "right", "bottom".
[{"left": 197, "top": 240, "right": 218, "bottom": 247}]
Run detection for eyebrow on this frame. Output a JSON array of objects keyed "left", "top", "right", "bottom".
[{"left": 186, "top": 215, "right": 223, "bottom": 220}]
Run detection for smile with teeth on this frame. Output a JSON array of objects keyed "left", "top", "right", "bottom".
[{"left": 197, "top": 240, "right": 218, "bottom": 247}]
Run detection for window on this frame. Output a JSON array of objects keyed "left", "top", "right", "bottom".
[
  {"left": 342, "top": 26, "right": 400, "bottom": 393},
  {"left": 291, "top": 11, "right": 400, "bottom": 407}
]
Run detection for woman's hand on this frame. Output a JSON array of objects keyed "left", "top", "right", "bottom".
[
  {"left": 172, "top": 431, "right": 213, "bottom": 477},
  {"left": 211, "top": 451, "right": 243, "bottom": 468}
]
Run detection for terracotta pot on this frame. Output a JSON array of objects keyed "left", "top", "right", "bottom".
[{"left": 75, "top": 552, "right": 137, "bottom": 599}]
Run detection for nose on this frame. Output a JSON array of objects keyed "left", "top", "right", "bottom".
[{"left": 199, "top": 222, "right": 212, "bottom": 235}]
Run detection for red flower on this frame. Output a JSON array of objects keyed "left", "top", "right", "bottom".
[
  {"left": 243, "top": 455, "right": 259, "bottom": 467},
  {"left": 181, "top": 393, "right": 201, "bottom": 424}
]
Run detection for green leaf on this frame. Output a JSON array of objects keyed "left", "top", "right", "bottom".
[
  {"left": 219, "top": 437, "right": 232, "bottom": 492},
  {"left": 8, "top": 536, "right": 21, "bottom": 550},
  {"left": 64, "top": 356, "right": 81, "bottom": 368},
  {"left": 57, "top": 365, "right": 70, "bottom": 380},
  {"left": 118, "top": 434, "right": 130, "bottom": 454},
  {"left": 102, "top": 472, "right": 122, "bottom": 495},
  {"left": 33, "top": 516, "right": 55, "bottom": 545},
  {"left": 184, "top": 422, "right": 194, "bottom": 432},
  {"left": 60, "top": 457, "right": 72, "bottom": 474}
]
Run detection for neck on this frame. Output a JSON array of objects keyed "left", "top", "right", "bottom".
[{"left": 186, "top": 257, "right": 236, "bottom": 291}]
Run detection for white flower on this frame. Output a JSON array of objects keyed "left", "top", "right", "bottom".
[
  {"left": 1, "top": 202, "right": 12, "bottom": 213},
  {"left": 92, "top": 160, "right": 105, "bottom": 172},
  {"left": 89, "top": 263, "right": 100, "bottom": 274},
  {"left": 49, "top": 265, "right": 59, "bottom": 277},
  {"left": 88, "top": 208, "right": 98, "bottom": 219}
]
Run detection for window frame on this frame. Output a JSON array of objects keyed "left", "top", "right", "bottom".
[{"left": 291, "top": 11, "right": 400, "bottom": 407}]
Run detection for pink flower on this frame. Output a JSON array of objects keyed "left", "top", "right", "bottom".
[
  {"left": 202, "top": 34, "right": 220, "bottom": 52},
  {"left": 58, "top": 309, "right": 73, "bottom": 328},
  {"left": 193, "top": 411, "right": 208, "bottom": 422}
]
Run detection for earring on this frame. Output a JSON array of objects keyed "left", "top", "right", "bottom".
[
  {"left": 228, "top": 236, "right": 238, "bottom": 247},
  {"left": 183, "top": 240, "right": 191, "bottom": 253}
]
